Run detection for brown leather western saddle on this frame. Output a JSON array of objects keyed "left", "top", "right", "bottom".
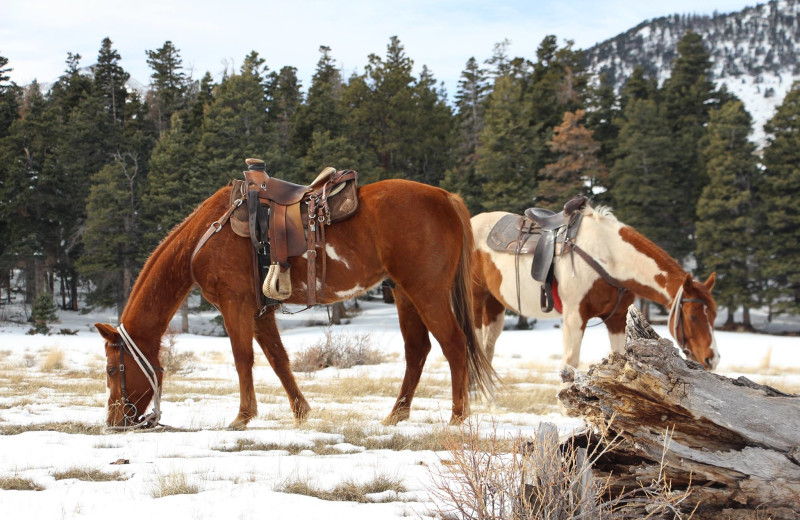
[
  {"left": 195, "top": 158, "right": 358, "bottom": 312},
  {"left": 486, "top": 196, "right": 587, "bottom": 312}
]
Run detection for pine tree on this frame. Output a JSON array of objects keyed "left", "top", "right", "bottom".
[
  {"left": 662, "top": 31, "right": 717, "bottom": 260},
  {"left": 292, "top": 46, "right": 345, "bottom": 159},
  {"left": 344, "top": 36, "right": 417, "bottom": 182},
  {"left": 759, "top": 81, "right": 800, "bottom": 316},
  {"left": 0, "top": 82, "right": 60, "bottom": 302},
  {"left": 609, "top": 98, "right": 679, "bottom": 253},
  {"left": 264, "top": 65, "right": 303, "bottom": 182},
  {"left": 198, "top": 51, "right": 271, "bottom": 185},
  {"left": 440, "top": 56, "right": 489, "bottom": 213},
  {"left": 342, "top": 36, "right": 453, "bottom": 184},
  {"left": 695, "top": 100, "right": 760, "bottom": 328},
  {"left": 0, "top": 53, "right": 21, "bottom": 139},
  {"left": 537, "top": 110, "right": 607, "bottom": 209},
  {"left": 29, "top": 291, "right": 59, "bottom": 334},
  {"left": 584, "top": 73, "right": 620, "bottom": 184},
  {"left": 476, "top": 58, "right": 536, "bottom": 213},
  {"left": 412, "top": 65, "right": 455, "bottom": 186},
  {"left": 79, "top": 154, "right": 146, "bottom": 317},
  {"left": 145, "top": 40, "right": 189, "bottom": 134},
  {"left": 93, "top": 37, "right": 130, "bottom": 126}
]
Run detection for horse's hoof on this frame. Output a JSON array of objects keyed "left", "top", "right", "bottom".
[
  {"left": 382, "top": 409, "right": 409, "bottom": 426},
  {"left": 292, "top": 400, "right": 311, "bottom": 426},
  {"left": 228, "top": 413, "right": 253, "bottom": 430},
  {"left": 448, "top": 413, "right": 467, "bottom": 426}
]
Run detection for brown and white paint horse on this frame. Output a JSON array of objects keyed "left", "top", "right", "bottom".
[
  {"left": 95, "top": 178, "right": 495, "bottom": 429},
  {"left": 471, "top": 204, "right": 718, "bottom": 370}
]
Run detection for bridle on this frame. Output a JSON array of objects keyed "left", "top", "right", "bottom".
[
  {"left": 668, "top": 285, "right": 711, "bottom": 362},
  {"left": 106, "top": 323, "right": 163, "bottom": 430}
]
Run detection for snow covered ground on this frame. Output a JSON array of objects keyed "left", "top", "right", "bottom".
[{"left": 0, "top": 299, "right": 798, "bottom": 519}]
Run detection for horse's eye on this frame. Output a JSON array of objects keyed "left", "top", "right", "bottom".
[
  {"left": 107, "top": 366, "right": 117, "bottom": 376},
  {"left": 689, "top": 314, "right": 698, "bottom": 322}
]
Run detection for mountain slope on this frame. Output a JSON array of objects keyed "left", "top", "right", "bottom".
[{"left": 584, "top": 0, "right": 800, "bottom": 144}]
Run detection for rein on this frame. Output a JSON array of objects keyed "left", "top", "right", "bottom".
[
  {"left": 107, "top": 323, "right": 163, "bottom": 431},
  {"left": 565, "top": 241, "right": 629, "bottom": 327}
]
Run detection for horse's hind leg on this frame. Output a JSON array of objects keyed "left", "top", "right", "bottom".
[
  {"left": 253, "top": 312, "right": 311, "bottom": 424},
  {"left": 383, "top": 286, "right": 432, "bottom": 426},
  {"left": 399, "top": 285, "right": 470, "bottom": 425}
]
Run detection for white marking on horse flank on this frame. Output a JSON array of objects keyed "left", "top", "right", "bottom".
[
  {"left": 335, "top": 284, "right": 366, "bottom": 299},
  {"left": 325, "top": 244, "right": 350, "bottom": 269}
]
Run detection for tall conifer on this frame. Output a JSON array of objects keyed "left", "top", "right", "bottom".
[
  {"left": 695, "top": 100, "right": 760, "bottom": 327},
  {"left": 760, "top": 81, "right": 800, "bottom": 316}
]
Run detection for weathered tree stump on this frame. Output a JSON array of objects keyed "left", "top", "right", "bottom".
[{"left": 558, "top": 306, "right": 800, "bottom": 519}]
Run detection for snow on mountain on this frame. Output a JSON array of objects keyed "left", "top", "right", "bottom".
[{"left": 584, "top": 0, "right": 800, "bottom": 146}]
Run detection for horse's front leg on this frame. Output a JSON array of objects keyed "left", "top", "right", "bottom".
[
  {"left": 218, "top": 298, "right": 258, "bottom": 430},
  {"left": 383, "top": 287, "right": 432, "bottom": 425},
  {"left": 253, "top": 311, "right": 311, "bottom": 424},
  {"left": 561, "top": 305, "right": 587, "bottom": 369}
]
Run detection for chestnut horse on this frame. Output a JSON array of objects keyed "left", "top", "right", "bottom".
[
  {"left": 471, "top": 204, "right": 718, "bottom": 369},
  {"left": 95, "top": 178, "right": 495, "bottom": 429}
]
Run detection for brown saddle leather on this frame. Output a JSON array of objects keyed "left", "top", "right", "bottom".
[{"left": 231, "top": 159, "right": 359, "bottom": 307}]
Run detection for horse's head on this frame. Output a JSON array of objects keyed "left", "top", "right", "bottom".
[
  {"left": 669, "top": 273, "right": 719, "bottom": 369},
  {"left": 95, "top": 323, "right": 161, "bottom": 427}
]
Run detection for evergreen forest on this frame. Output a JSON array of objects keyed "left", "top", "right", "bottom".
[{"left": 1, "top": 32, "right": 799, "bottom": 328}]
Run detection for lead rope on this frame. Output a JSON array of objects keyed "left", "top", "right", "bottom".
[{"left": 107, "top": 324, "right": 162, "bottom": 430}]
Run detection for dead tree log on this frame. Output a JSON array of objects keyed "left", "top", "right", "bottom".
[{"left": 558, "top": 306, "right": 800, "bottom": 519}]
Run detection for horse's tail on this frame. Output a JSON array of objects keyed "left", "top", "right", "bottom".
[{"left": 447, "top": 193, "right": 498, "bottom": 400}]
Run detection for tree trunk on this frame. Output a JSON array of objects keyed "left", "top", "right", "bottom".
[
  {"left": 558, "top": 305, "right": 800, "bottom": 519},
  {"left": 329, "top": 302, "right": 345, "bottom": 325},
  {"left": 180, "top": 297, "right": 189, "bottom": 333},
  {"left": 742, "top": 306, "right": 752, "bottom": 328}
]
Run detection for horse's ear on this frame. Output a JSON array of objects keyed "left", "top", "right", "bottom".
[
  {"left": 704, "top": 272, "right": 716, "bottom": 290},
  {"left": 95, "top": 323, "right": 118, "bottom": 343},
  {"left": 682, "top": 273, "right": 693, "bottom": 291}
]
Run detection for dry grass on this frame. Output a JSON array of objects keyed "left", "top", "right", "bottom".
[
  {"left": 160, "top": 328, "right": 197, "bottom": 376},
  {"left": 0, "top": 475, "right": 44, "bottom": 491},
  {"left": 40, "top": 346, "right": 65, "bottom": 371},
  {"left": 276, "top": 473, "right": 406, "bottom": 503},
  {"left": 53, "top": 467, "right": 127, "bottom": 482},
  {"left": 428, "top": 420, "right": 694, "bottom": 520},
  {"left": 493, "top": 385, "right": 560, "bottom": 414},
  {"left": 212, "top": 438, "right": 312, "bottom": 454},
  {"left": 299, "top": 374, "right": 448, "bottom": 402},
  {"left": 292, "top": 329, "right": 384, "bottom": 372},
  {"left": 1, "top": 421, "right": 107, "bottom": 436},
  {"left": 150, "top": 471, "right": 199, "bottom": 498}
]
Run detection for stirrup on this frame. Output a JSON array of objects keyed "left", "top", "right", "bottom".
[{"left": 263, "top": 263, "right": 292, "bottom": 300}]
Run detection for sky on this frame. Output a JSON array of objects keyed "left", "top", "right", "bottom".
[{"left": 3, "top": 0, "right": 759, "bottom": 97}]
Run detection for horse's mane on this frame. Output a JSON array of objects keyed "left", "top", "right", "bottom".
[{"left": 581, "top": 202, "right": 618, "bottom": 222}]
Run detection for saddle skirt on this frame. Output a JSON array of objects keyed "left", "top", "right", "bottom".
[{"left": 486, "top": 214, "right": 540, "bottom": 255}]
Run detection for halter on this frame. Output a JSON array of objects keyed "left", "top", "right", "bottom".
[
  {"left": 668, "top": 285, "right": 708, "bottom": 360},
  {"left": 107, "top": 323, "right": 163, "bottom": 430}
]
